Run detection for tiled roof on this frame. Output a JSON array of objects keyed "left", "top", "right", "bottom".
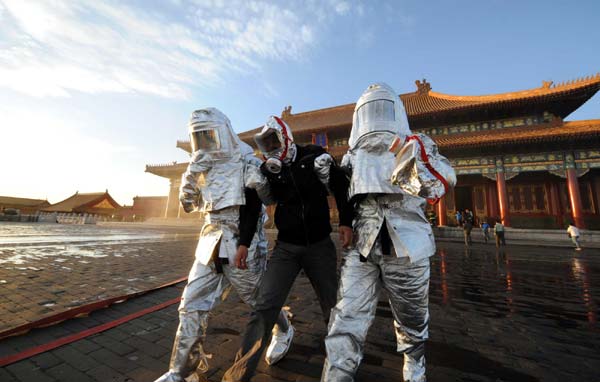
[
  {"left": 44, "top": 192, "right": 121, "bottom": 212},
  {"left": 237, "top": 73, "right": 600, "bottom": 139},
  {"left": 145, "top": 162, "right": 188, "bottom": 178},
  {"left": 434, "top": 119, "right": 600, "bottom": 150},
  {"left": 0, "top": 196, "right": 50, "bottom": 207}
]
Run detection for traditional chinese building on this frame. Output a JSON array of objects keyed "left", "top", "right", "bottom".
[
  {"left": 0, "top": 196, "right": 50, "bottom": 215},
  {"left": 118, "top": 196, "right": 169, "bottom": 221},
  {"left": 147, "top": 73, "right": 600, "bottom": 229},
  {"left": 43, "top": 191, "right": 121, "bottom": 217}
]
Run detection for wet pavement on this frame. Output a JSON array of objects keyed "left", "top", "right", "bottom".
[
  {"left": 0, "top": 222, "right": 199, "bottom": 333},
  {"left": 0, "top": 223, "right": 599, "bottom": 381}
]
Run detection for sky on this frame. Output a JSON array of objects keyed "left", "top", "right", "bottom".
[{"left": 1, "top": 0, "right": 599, "bottom": 205}]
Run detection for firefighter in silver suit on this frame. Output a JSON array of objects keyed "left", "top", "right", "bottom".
[
  {"left": 155, "top": 108, "right": 291, "bottom": 382},
  {"left": 321, "top": 84, "right": 456, "bottom": 382}
]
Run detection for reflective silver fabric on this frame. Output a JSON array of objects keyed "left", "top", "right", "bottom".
[
  {"left": 188, "top": 108, "right": 241, "bottom": 158},
  {"left": 348, "top": 83, "right": 410, "bottom": 150},
  {"left": 180, "top": 108, "right": 249, "bottom": 213},
  {"left": 245, "top": 157, "right": 275, "bottom": 206},
  {"left": 391, "top": 133, "right": 457, "bottom": 200},
  {"left": 353, "top": 194, "right": 435, "bottom": 262},
  {"left": 159, "top": 108, "right": 291, "bottom": 381},
  {"left": 157, "top": 206, "right": 289, "bottom": 381},
  {"left": 323, "top": 83, "right": 454, "bottom": 382},
  {"left": 322, "top": 245, "right": 430, "bottom": 382},
  {"left": 343, "top": 132, "right": 405, "bottom": 198},
  {"left": 345, "top": 82, "right": 410, "bottom": 197},
  {"left": 313, "top": 153, "right": 333, "bottom": 191}
]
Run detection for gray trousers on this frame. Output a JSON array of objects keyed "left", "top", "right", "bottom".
[{"left": 222, "top": 237, "right": 338, "bottom": 382}]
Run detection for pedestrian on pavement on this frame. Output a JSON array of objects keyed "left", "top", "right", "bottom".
[
  {"left": 155, "top": 108, "right": 292, "bottom": 382},
  {"left": 567, "top": 222, "right": 583, "bottom": 251},
  {"left": 481, "top": 221, "right": 491, "bottom": 243},
  {"left": 494, "top": 219, "right": 506, "bottom": 247},
  {"left": 464, "top": 208, "right": 474, "bottom": 225},
  {"left": 320, "top": 83, "right": 456, "bottom": 382},
  {"left": 463, "top": 219, "right": 473, "bottom": 245},
  {"left": 222, "top": 115, "right": 354, "bottom": 382},
  {"left": 428, "top": 210, "right": 437, "bottom": 227},
  {"left": 455, "top": 210, "right": 462, "bottom": 226}
]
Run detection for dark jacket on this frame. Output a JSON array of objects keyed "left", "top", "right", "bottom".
[
  {"left": 237, "top": 188, "right": 261, "bottom": 247},
  {"left": 262, "top": 144, "right": 353, "bottom": 246}
]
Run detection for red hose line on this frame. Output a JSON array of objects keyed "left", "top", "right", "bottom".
[
  {"left": 0, "top": 276, "right": 188, "bottom": 340},
  {"left": 0, "top": 297, "right": 181, "bottom": 367}
]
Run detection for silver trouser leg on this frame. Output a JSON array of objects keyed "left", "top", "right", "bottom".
[
  {"left": 381, "top": 256, "right": 430, "bottom": 382},
  {"left": 321, "top": 249, "right": 381, "bottom": 382},
  {"left": 155, "top": 260, "right": 231, "bottom": 382},
  {"left": 223, "top": 261, "right": 290, "bottom": 332}
]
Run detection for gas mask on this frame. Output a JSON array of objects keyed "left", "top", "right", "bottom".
[{"left": 254, "top": 116, "right": 296, "bottom": 174}]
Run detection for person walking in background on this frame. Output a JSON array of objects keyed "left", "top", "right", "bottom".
[
  {"left": 463, "top": 219, "right": 473, "bottom": 246},
  {"left": 481, "top": 221, "right": 491, "bottom": 243},
  {"left": 455, "top": 210, "right": 462, "bottom": 226},
  {"left": 494, "top": 219, "right": 506, "bottom": 247},
  {"left": 428, "top": 210, "right": 437, "bottom": 227},
  {"left": 464, "top": 208, "right": 474, "bottom": 225},
  {"left": 567, "top": 222, "right": 582, "bottom": 251}
]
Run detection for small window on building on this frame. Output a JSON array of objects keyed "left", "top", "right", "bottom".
[
  {"left": 580, "top": 182, "right": 596, "bottom": 213},
  {"left": 510, "top": 187, "right": 522, "bottom": 211},
  {"left": 474, "top": 187, "right": 485, "bottom": 211},
  {"left": 523, "top": 186, "right": 533, "bottom": 210},
  {"left": 560, "top": 182, "right": 595, "bottom": 214},
  {"left": 534, "top": 186, "right": 546, "bottom": 211},
  {"left": 509, "top": 184, "right": 548, "bottom": 213}
]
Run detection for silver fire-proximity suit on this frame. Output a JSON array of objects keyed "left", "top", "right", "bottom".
[
  {"left": 155, "top": 108, "right": 290, "bottom": 382},
  {"left": 321, "top": 84, "right": 456, "bottom": 382}
]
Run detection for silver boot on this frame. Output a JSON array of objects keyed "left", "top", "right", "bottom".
[{"left": 155, "top": 311, "right": 211, "bottom": 382}]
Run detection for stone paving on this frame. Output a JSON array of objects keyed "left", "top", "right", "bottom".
[
  {"left": 0, "top": 222, "right": 199, "bottom": 333},
  {"left": 1, "top": 223, "right": 599, "bottom": 381}
]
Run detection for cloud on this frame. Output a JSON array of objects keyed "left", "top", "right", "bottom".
[
  {"left": 0, "top": 0, "right": 368, "bottom": 99},
  {"left": 332, "top": 1, "right": 351, "bottom": 15}
]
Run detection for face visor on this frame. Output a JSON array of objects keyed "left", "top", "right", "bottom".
[
  {"left": 190, "top": 128, "right": 221, "bottom": 153},
  {"left": 356, "top": 99, "right": 395, "bottom": 126},
  {"left": 255, "top": 128, "right": 284, "bottom": 157}
]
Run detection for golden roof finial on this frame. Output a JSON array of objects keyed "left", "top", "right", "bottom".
[
  {"left": 415, "top": 79, "right": 431, "bottom": 94},
  {"left": 281, "top": 105, "right": 292, "bottom": 118}
]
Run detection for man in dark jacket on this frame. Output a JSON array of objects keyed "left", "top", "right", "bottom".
[{"left": 223, "top": 116, "right": 353, "bottom": 382}]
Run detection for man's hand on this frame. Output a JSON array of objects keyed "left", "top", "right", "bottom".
[
  {"left": 235, "top": 245, "right": 249, "bottom": 269},
  {"left": 339, "top": 225, "right": 353, "bottom": 248}
]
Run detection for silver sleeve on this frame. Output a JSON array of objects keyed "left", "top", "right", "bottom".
[
  {"left": 244, "top": 159, "right": 275, "bottom": 206},
  {"left": 340, "top": 152, "right": 353, "bottom": 174},
  {"left": 390, "top": 133, "right": 456, "bottom": 199},
  {"left": 179, "top": 154, "right": 208, "bottom": 212},
  {"left": 313, "top": 153, "right": 333, "bottom": 191}
]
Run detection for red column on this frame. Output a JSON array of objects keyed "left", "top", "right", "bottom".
[
  {"left": 486, "top": 184, "right": 498, "bottom": 220},
  {"left": 496, "top": 172, "right": 511, "bottom": 226},
  {"left": 566, "top": 168, "right": 586, "bottom": 228},
  {"left": 437, "top": 196, "right": 447, "bottom": 226}
]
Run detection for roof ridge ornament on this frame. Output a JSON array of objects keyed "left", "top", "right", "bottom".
[
  {"left": 281, "top": 105, "right": 292, "bottom": 118},
  {"left": 415, "top": 78, "right": 431, "bottom": 95},
  {"left": 542, "top": 80, "right": 553, "bottom": 89}
]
